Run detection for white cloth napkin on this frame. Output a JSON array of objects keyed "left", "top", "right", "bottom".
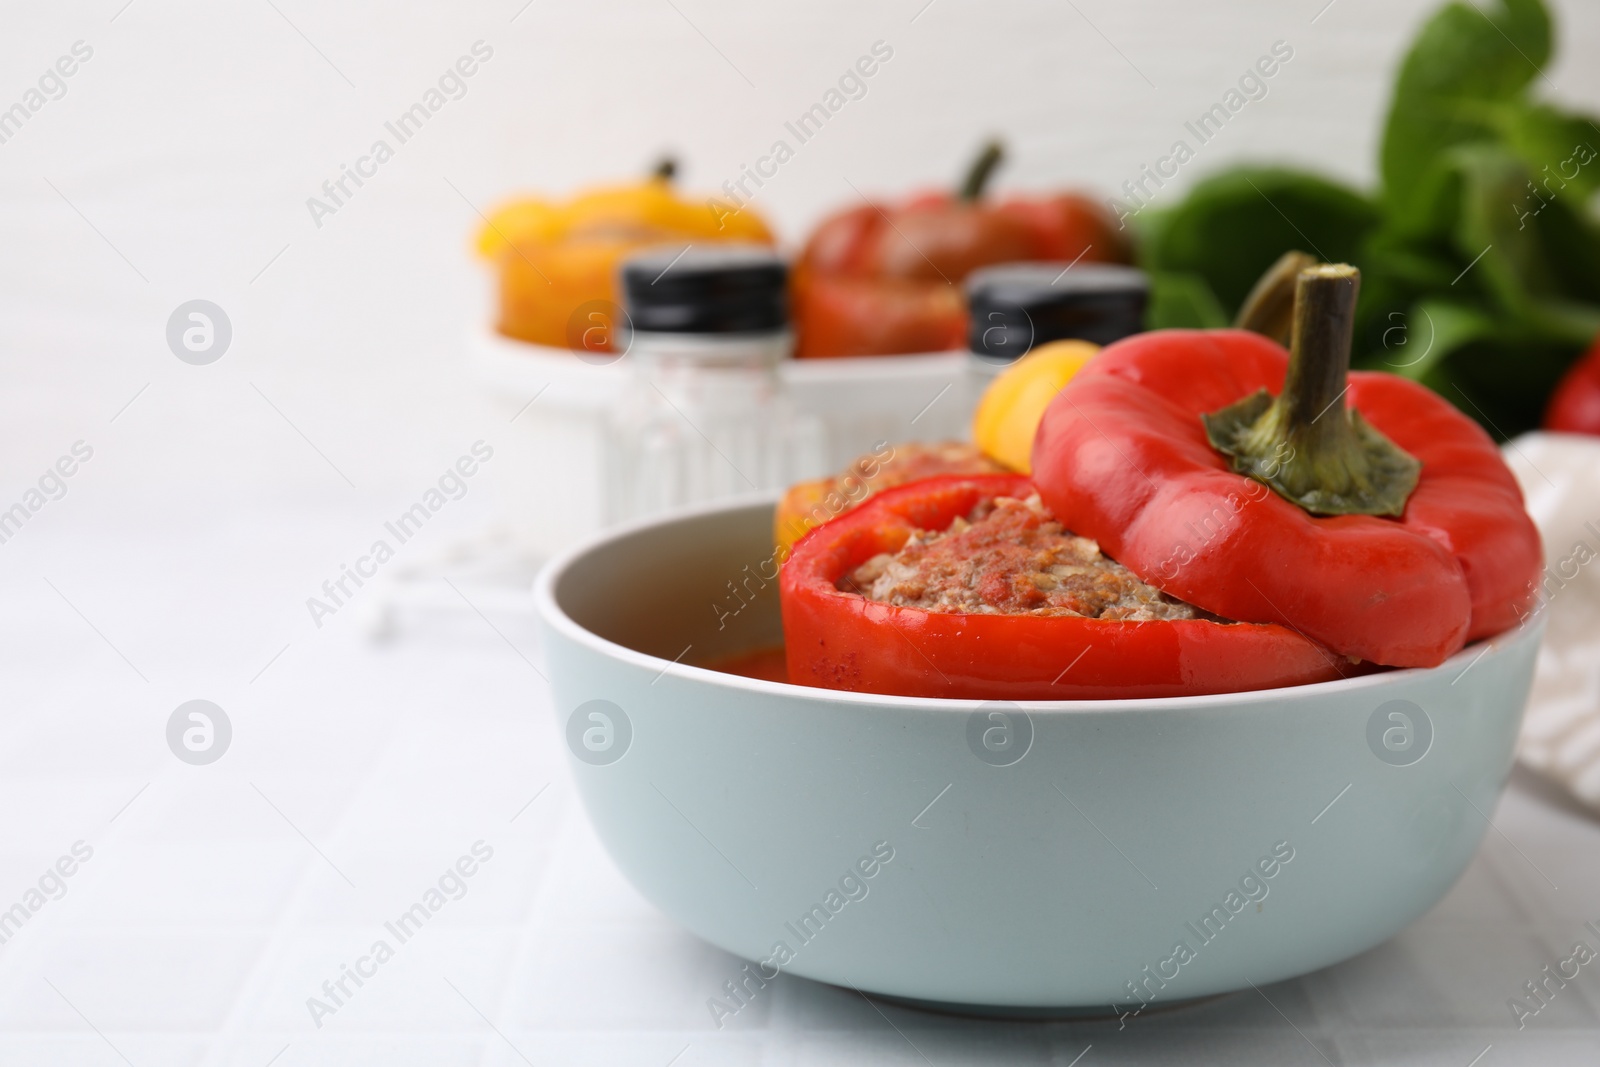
[{"left": 1503, "top": 431, "right": 1600, "bottom": 811}]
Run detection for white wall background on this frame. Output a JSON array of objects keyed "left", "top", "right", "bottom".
[{"left": 2, "top": 0, "right": 1598, "bottom": 500}]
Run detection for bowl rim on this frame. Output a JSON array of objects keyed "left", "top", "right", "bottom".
[{"left": 534, "top": 492, "right": 1547, "bottom": 714}]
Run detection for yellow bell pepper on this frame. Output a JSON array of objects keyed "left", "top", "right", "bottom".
[
  {"left": 478, "top": 160, "right": 775, "bottom": 350},
  {"left": 970, "top": 339, "right": 1099, "bottom": 473},
  {"left": 476, "top": 199, "right": 562, "bottom": 259},
  {"left": 562, "top": 171, "right": 771, "bottom": 244}
]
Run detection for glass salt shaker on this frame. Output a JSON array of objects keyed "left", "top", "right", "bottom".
[{"left": 605, "top": 244, "right": 823, "bottom": 523}]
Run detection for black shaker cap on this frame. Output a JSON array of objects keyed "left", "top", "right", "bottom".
[
  {"left": 966, "top": 263, "right": 1148, "bottom": 364},
  {"left": 620, "top": 243, "right": 788, "bottom": 334}
]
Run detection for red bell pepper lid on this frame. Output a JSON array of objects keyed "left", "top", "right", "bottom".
[{"left": 1032, "top": 264, "right": 1542, "bottom": 668}]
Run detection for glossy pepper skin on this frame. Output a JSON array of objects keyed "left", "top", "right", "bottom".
[
  {"left": 789, "top": 269, "right": 967, "bottom": 360},
  {"left": 1544, "top": 333, "right": 1600, "bottom": 435},
  {"left": 780, "top": 474, "right": 1349, "bottom": 700},
  {"left": 1032, "top": 329, "right": 1542, "bottom": 668},
  {"left": 801, "top": 197, "right": 1033, "bottom": 282},
  {"left": 793, "top": 146, "right": 1130, "bottom": 359}
]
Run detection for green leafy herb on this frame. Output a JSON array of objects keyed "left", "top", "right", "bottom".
[{"left": 1138, "top": 0, "right": 1600, "bottom": 438}]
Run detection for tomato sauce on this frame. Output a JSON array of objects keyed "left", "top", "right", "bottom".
[{"left": 701, "top": 645, "right": 789, "bottom": 684}]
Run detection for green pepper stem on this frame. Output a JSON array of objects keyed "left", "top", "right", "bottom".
[
  {"left": 1233, "top": 250, "right": 1317, "bottom": 345},
  {"left": 1204, "top": 264, "right": 1422, "bottom": 518},
  {"left": 959, "top": 141, "right": 1004, "bottom": 202},
  {"left": 1283, "top": 263, "right": 1359, "bottom": 429}
]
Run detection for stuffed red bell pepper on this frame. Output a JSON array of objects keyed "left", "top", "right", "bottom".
[
  {"left": 1032, "top": 264, "right": 1542, "bottom": 669},
  {"left": 793, "top": 142, "right": 1130, "bottom": 359},
  {"left": 780, "top": 473, "right": 1348, "bottom": 699}
]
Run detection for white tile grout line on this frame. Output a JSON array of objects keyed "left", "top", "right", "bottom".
[
  {"left": 479, "top": 787, "right": 583, "bottom": 1066},
  {"left": 1473, "top": 790, "right": 1570, "bottom": 932},
  {"left": 16, "top": 745, "right": 1596, "bottom": 1057},
  {"left": 24, "top": 754, "right": 574, "bottom": 1067},
  {"left": 192, "top": 726, "right": 411, "bottom": 1067}
]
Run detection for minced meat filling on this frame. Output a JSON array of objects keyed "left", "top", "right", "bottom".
[{"left": 841, "top": 493, "right": 1202, "bottom": 620}]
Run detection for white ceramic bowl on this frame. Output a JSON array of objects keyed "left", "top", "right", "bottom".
[{"left": 534, "top": 495, "right": 1544, "bottom": 1013}]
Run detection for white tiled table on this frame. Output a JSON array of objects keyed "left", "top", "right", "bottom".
[
  {"left": 3, "top": 492, "right": 1600, "bottom": 1067},
  {"left": 5, "top": 0, "right": 1600, "bottom": 1058}
]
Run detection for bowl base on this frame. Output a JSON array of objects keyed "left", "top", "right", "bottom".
[{"left": 866, "top": 989, "right": 1232, "bottom": 1021}]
